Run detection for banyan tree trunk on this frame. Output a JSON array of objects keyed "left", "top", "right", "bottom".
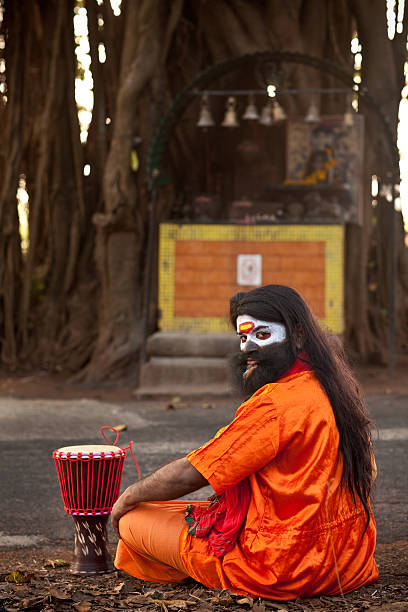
[{"left": 1, "top": 0, "right": 407, "bottom": 381}]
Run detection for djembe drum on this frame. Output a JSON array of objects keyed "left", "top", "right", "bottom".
[{"left": 53, "top": 443, "right": 126, "bottom": 575}]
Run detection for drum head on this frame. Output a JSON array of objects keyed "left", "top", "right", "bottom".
[
  {"left": 55, "top": 444, "right": 125, "bottom": 458},
  {"left": 53, "top": 443, "right": 126, "bottom": 515}
]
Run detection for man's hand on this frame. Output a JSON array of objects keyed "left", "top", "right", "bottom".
[
  {"left": 111, "top": 493, "right": 136, "bottom": 537},
  {"left": 110, "top": 457, "right": 208, "bottom": 537}
]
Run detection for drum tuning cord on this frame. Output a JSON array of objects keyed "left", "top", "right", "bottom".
[{"left": 100, "top": 426, "right": 141, "bottom": 480}]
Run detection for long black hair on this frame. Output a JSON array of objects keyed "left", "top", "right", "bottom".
[{"left": 230, "top": 284, "right": 374, "bottom": 529}]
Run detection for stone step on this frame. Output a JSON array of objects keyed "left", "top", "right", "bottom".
[
  {"left": 135, "top": 382, "right": 232, "bottom": 399},
  {"left": 140, "top": 356, "right": 229, "bottom": 387},
  {"left": 147, "top": 332, "right": 239, "bottom": 358},
  {"left": 138, "top": 333, "right": 239, "bottom": 398}
]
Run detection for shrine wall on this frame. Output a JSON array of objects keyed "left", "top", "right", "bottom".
[{"left": 158, "top": 224, "right": 344, "bottom": 334}]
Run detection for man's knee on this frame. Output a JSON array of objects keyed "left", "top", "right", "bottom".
[{"left": 118, "top": 508, "right": 138, "bottom": 542}]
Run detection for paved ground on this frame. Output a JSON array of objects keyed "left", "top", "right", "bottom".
[
  {"left": 0, "top": 387, "right": 407, "bottom": 551},
  {"left": 0, "top": 396, "right": 233, "bottom": 548}
]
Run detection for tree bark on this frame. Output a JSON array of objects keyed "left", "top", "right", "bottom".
[
  {"left": 0, "top": 3, "right": 24, "bottom": 367},
  {"left": 82, "top": 0, "right": 167, "bottom": 381},
  {"left": 1, "top": 0, "right": 407, "bottom": 381}
]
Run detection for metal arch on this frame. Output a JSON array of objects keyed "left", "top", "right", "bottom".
[{"left": 146, "top": 50, "right": 399, "bottom": 188}]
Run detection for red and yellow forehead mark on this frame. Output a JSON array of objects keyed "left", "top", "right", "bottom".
[{"left": 238, "top": 321, "right": 255, "bottom": 334}]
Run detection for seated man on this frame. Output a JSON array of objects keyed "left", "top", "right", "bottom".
[{"left": 112, "top": 284, "right": 378, "bottom": 600}]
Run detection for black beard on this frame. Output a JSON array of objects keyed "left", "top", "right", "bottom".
[{"left": 229, "top": 342, "right": 297, "bottom": 401}]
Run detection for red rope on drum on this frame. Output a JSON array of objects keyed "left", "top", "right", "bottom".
[
  {"left": 102, "top": 452, "right": 113, "bottom": 512},
  {"left": 80, "top": 455, "right": 84, "bottom": 512},
  {"left": 67, "top": 456, "right": 73, "bottom": 511},
  {"left": 53, "top": 451, "right": 68, "bottom": 512},
  {"left": 101, "top": 426, "right": 120, "bottom": 446},
  {"left": 72, "top": 455, "right": 78, "bottom": 513},
  {"left": 111, "top": 453, "right": 124, "bottom": 505},
  {"left": 100, "top": 426, "right": 141, "bottom": 480},
  {"left": 100, "top": 456, "right": 106, "bottom": 513},
  {"left": 95, "top": 454, "right": 101, "bottom": 514},
  {"left": 87, "top": 456, "right": 91, "bottom": 512}
]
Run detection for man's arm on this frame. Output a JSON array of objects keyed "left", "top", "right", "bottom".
[{"left": 111, "top": 457, "right": 208, "bottom": 535}]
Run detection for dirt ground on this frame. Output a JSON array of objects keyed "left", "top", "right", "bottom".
[
  {"left": 1, "top": 357, "right": 408, "bottom": 611},
  {"left": 1, "top": 354, "right": 408, "bottom": 402},
  {"left": 0, "top": 540, "right": 407, "bottom": 612}
]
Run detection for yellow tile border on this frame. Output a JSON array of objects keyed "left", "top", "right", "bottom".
[{"left": 159, "top": 224, "right": 344, "bottom": 334}]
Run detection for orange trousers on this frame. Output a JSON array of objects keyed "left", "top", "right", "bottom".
[{"left": 114, "top": 500, "right": 209, "bottom": 583}]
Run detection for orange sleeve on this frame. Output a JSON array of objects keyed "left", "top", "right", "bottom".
[{"left": 187, "top": 395, "right": 280, "bottom": 493}]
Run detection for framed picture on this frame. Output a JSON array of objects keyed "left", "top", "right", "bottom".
[{"left": 285, "top": 115, "right": 364, "bottom": 225}]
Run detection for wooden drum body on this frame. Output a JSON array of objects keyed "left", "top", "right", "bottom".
[{"left": 53, "top": 444, "right": 126, "bottom": 575}]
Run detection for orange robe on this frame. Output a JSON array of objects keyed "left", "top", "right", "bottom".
[
  {"left": 179, "top": 370, "right": 378, "bottom": 599},
  {"left": 116, "top": 370, "right": 378, "bottom": 600}
]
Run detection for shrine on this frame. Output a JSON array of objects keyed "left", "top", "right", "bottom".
[{"left": 137, "top": 52, "right": 374, "bottom": 396}]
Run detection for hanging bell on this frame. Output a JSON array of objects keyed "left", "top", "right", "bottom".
[
  {"left": 305, "top": 101, "right": 320, "bottom": 123},
  {"left": 259, "top": 101, "right": 273, "bottom": 126},
  {"left": 222, "top": 96, "right": 239, "bottom": 127},
  {"left": 272, "top": 100, "right": 286, "bottom": 121},
  {"left": 343, "top": 109, "right": 354, "bottom": 127},
  {"left": 242, "top": 95, "right": 260, "bottom": 120},
  {"left": 197, "top": 94, "right": 215, "bottom": 128},
  {"left": 343, "top": 94, "right": 354, "bottom": 127}
]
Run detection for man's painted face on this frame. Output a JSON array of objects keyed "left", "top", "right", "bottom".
[
  {"left": 230, "top": 314, "right": 296, "bottom": 400},
  {"left": 236, "top": 315, "right": 286, "bottom": 352}
]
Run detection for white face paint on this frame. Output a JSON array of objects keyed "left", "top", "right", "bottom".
[{"left": 236, "top": 315, "right": 286, "bottom": 352}]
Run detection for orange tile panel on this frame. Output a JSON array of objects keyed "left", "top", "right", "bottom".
[
  {"left": 175, "top": 298, "right": 232, "bottom": 318},
  {"left": 261, "top": 257, "right": 324, "bottom": 276},
  {"left": 283, "top": 254, "right": 325, "bottom": 270},
  {"left": 175, "top": 286, "right": 325, "bottom": 319},
  {"left": 174, "top": 280, "right": 325, "bottom": 309},
  {"left": 175, "top": 270, "right": 325, "bottom": 299},
  {"left": 175, "top": 255, "right": 237, "bottom": 272},
  {"left": 174, "top": 268, "right": 239, "bottom": 285},
  {"left": 300, "top": 285, "right": 326, "bottom": 300},
  {"left": 277, "top": 255, "right": 318, "bottom": 271},
  {"left": 239, "top": 268, "right": 324, "bottom": 289},
  {"left": 175, "top": 255, "right": 324, "bottom": 276},
  {"left": 285, "top": 270, "right": 325, "bottom": 286},
  {"left": 174, "top": 277, "right": 325, "bottom": 314},
  {"left": 173, "top": 239, "right": 326, "bottom": 318},
  {"left": 174, "top": 254, "right": 323, "bottom": 275},
  {"left": 175, "top": 242, "right": 233, "bottom": 256},
  {"left": 175, "top": 240, "right": 325, "bottom": 257},
  {"left": 174, "top": 282, "right": 239, "bottom": 300}
]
